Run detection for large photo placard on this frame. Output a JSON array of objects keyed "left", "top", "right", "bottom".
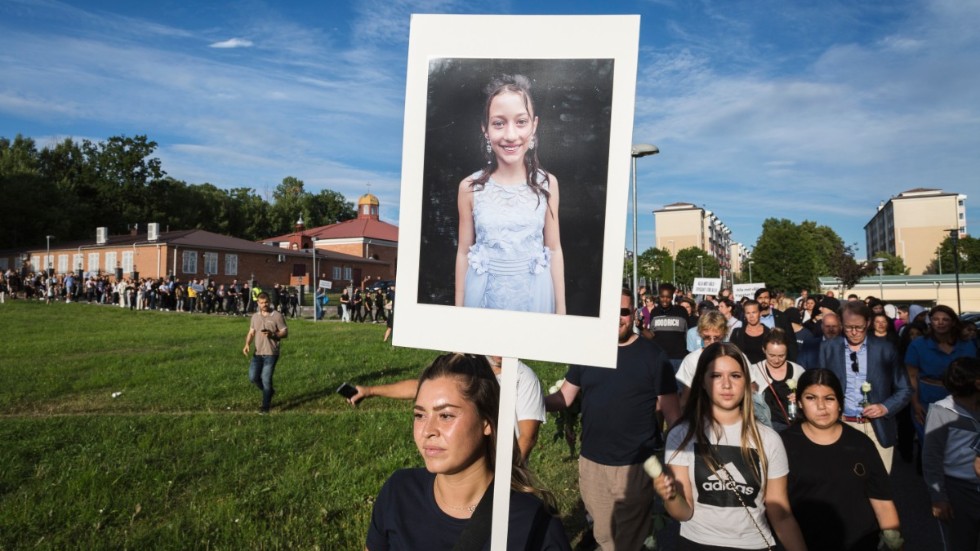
[{"left": 395, "top": 15, "right": 640, "bottom": 369}]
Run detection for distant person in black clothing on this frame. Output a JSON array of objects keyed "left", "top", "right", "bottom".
[
  {"left": 755, "top": 287, "right": 799, "bottom": 362},
  {"left": 730, "top": 299, "right": 770, "bottom": 364},
  {"left": 648, "top": 283, "right": 690, "bottom": 370}
]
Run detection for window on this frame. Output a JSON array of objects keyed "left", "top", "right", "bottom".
[
  {"left": 122, "top": 251, "right": 134, "bottom": 274},
  {"left": 105, "top": 252, "right": 117, "bottom": 273},
  {"left": 343, "top": 266, "right": 352, "bottom": 280},
  {"left": 960, "top": 212, "right": 964, "bottom": 219},
  {"left": 332, "top": 266, "right": 342, "bottom": 280},
  {"left": 58, "top": 254, "right": 68, "bottom": 273},
  {"left": 73, "top": 254, "right": 84, "bottom": 272},
  {"left": 225, "top": 254, "right": 238, "bottom": 276},
  {"left": 88, "top": 253, "right": 100, "bottom": 274},
  {"left": 203, "top": 252, "right": 218, "bottom": 275},
  {"left": 182, "top": 250, "right": 198, "bottom": 274}
]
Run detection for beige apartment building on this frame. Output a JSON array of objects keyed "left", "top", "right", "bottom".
[
  {"left": 864, "top": 188, "right": 967, "bottom": 275},
  {"left": 654, "top": 202, "right": 733, "bottom": 282}
]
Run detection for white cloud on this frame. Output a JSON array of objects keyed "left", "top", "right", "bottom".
[{"left": 210, "top": 38, "right": 253, "bottom": 49}]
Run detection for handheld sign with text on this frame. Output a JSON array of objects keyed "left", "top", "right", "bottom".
[
  {"left": 734, "top": 282, "right": 766, "bottom": 301},
  {"left": 692, "top": 278, "right": 722, "bottom": 295}
]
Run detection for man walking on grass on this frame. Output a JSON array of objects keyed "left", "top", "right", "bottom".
[{"left": 243, "top": 292, "right": 288, "bottom": 414}]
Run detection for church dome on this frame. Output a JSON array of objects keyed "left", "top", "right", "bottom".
[{"left": 358, "top": 193, "right": 380, "bottom": 206}]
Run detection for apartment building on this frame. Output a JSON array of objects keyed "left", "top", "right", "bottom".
[
  {"left": 864, "top": 188, "right": 967, "bottom": 275},
  {"left": 654, "top": 202, "right": 733, "bottom": 281}
]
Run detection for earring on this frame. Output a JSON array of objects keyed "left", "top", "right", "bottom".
[
  {"left": 529, "top": 137, "right": 536, "bottom": 150},
  {"left": 485, "top": 138, "right": 493, "bottom": 164}
]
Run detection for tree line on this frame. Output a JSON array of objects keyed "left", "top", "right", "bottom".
[{"left": 0, "top": 134, "right": 356, "bottom": 250}]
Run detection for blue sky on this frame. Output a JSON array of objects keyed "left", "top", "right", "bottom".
[{"left": 2, "top": 0, "right": 978, "bottom": 260}]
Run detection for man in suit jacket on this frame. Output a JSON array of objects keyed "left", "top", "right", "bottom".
[
  {"left": 755, "top": 288, "right": 799, "bottom": 362},
  {"left": 819, "top": 301, "right": 911, "bottom": 472}
]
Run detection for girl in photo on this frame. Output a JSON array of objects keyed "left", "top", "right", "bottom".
[
  {"left": 654, "top": 342, "right": 806, "bottom": 551},
  {"left": 366, "top": 353, "right": 569, "bottom": 550},
  {"left": 781, "top": 368, "right": 903, "bottom": 551},
  {"left": 750, "top": 329, "right": 805, "bottom": 432},
  {"left": 455, "top": 74, "right": 565, "bottom": 314}
]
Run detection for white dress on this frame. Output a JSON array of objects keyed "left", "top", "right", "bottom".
[{"left": 462, "top": 171, "right": 554, "bottom": 313}]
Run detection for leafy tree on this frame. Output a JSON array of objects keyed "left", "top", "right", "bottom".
[
  {"left": 924, "top": 235, "right": 980, "bottom": 274},
  {"left": 673, "top": 247, "right": 721, "bottom": 289},
  {"left": 869, "top": 251, "right": 910, "bottom": 275},
  {"left": 827, "top": 242, "right": 870, "bottom": 293},
  {"left": 637, "top": 247, "right": 674, "bottom": 289},
  {"left": 800, "top": 221, "right": 844, "bottom": 277},
  {"left": 750, "top": 218, "right": 821, "bottom": 292}
]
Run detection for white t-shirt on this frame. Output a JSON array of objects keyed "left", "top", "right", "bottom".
[
  {"left": 494, "top": 360, "right": 546, "bottom": 437},
  {"left": 666, "top": 419, "right": 789, "bottom": 549},
  {"left": 676, "top": 349, "right": 759, "bottom": 389}
]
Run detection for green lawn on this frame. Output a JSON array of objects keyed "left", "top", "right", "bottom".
[{"left": 0, "top": 301, "right": 585, "bottom": 549}]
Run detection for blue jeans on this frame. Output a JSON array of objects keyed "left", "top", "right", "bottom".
[{"left": 249, "top": 355, "right": 279, "bottom": 410}]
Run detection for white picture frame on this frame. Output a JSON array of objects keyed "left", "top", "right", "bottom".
[{"left": 394, "top": 14, "right": 641, "bottom": 370}]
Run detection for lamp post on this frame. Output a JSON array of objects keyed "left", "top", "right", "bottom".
[
  {"left": 667, "top": 239, "right": 676, "bottom": 288},
  {"left": 872, "top": 257, "right": 886, "bottom": 300},
  {"left": 947, "top": 229, "right": 962, "bottom": 313},
  {"left": 631, "top": 144, "right": 659, "bottom": 306},
  {"left": 45, "top": 235, "right": 55, "bottom": 276},
  {"left": 748, "top": 260, "right": 754, "bottom": 284},
  {"left": 698, "top": 255, "right": 704, "bottom": 278}
]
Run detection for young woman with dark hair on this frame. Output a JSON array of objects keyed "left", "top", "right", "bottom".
[
  {"left": 781, "top": 368, "right": 903, "bottom": 551},
  {"left": 366, "top": 353, "right": 569, "bottom": 550},
  {"left": 455, "top": 74, "right": 565, "bottom": 314}
]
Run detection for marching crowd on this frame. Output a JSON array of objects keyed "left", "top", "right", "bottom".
[
  {"left": 355, "top": 283, "right": 979, "bottom": 551},
  {"left": 0, "top": 268, "right": 306, "bottom": 317}
]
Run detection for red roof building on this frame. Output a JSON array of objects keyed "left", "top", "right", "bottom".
[{"left": 260, "top": 193, "right": 398, "bottom": 284}]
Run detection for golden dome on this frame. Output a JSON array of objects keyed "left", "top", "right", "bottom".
[{"left": 358, "top": 193, "right": 380, "bottom": 206}]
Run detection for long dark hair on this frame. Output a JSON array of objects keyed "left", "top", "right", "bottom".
[
  {"left": 470, "top": 74, "right": 552, "bottom": 210},
  {"left": 927, "top": 304, "right": 963, "bottom": 345},
  {"left": 794, "top": 368, "right": 844, "bottom": 424},
  {"left": 416, "top": 353, "right": 557, "bottom": 512},
  {"left": 669, "top": 342, "right": 768, "bottom": 487}
]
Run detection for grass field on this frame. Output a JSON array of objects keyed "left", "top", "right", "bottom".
[{"left": 0, "top": 301, "right": 585, "bottom": 550}]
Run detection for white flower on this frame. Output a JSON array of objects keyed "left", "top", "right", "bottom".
[
  {"left": 861, "top": 382, "right": 872, "bottom": 393},
  {"left": 786, "top": 379, "right": 797, "bottom": 391},
  {"left": 548, "top": 378, "right": 565, "bottom": 394}
]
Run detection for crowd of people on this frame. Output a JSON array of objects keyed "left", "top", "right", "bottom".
[
  {"left": 1, "top": 268, "right": 314, "bottom": 318},
  {"left": 356, "top": 284, "right": 979, "bottom": 551}
]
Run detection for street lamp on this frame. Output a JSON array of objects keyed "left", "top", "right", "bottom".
[
  {"left": 748, "top": 260, "right": 754, "bottom": 284},
  {"left": 947, "top": 229, "right": 962, "bottom": 313},
  {"left": 872, "top": 257, "right": 886, "bottom": 300},
  {"left": 45, "top": 235, "right": 55, "bottom": 276},
  {"left": 631, "top": 143, "right": 659, "bottom": 306},
  {"left": 698, "top": 255, "right": 704, "bottom": 278},
  {"left": 667, "top": 239, "right": 676, "bottom": 288}
]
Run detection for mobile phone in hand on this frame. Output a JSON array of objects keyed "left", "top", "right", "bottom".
[{"left": 336, "top": 382, "right": 358, "bottom": 399}]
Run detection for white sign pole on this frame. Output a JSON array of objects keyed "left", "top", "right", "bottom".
[{"left": 490, "top": 356, "right": 519, "bottom": 548}]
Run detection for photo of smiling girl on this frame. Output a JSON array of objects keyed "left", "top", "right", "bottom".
[{"left": 455, "top": 74, "right": 565, "bottom": 314}]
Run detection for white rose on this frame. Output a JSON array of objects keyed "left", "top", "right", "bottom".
[{"left": 861, "top": 382, "right": 872, "bottom": 393}]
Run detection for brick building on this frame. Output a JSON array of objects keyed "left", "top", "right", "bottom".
[
  {"left": 2, "top": 225, "right": 386, "bottom": 291},
  {"left": 261, "top": 193, "right": 398, "bottom": 284}
]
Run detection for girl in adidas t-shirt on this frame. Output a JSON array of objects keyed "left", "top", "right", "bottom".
[{"left": 654, "top": 342, "right": 807, "bottom": 551}]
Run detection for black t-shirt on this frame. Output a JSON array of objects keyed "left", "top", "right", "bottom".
[
  {"left": 366, "top": 469, "right": 570, "bottom": 551},
  {"left": 780, "top": 424, "right": 893, "bottom": 551},
  {"left": 730, "top": 326, "right": 769, "bottom": 364},
  {"left": 648, "top": 305, "right": 690, "bottom": 359},
  {"left": 565, "top": 337, "right": 678, "bottom": 465}
]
